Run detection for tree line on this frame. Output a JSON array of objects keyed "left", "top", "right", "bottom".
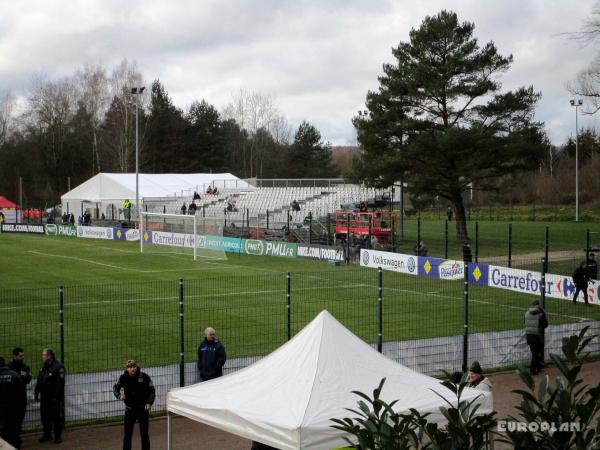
[{"left": 0, "top": 61, "right": 337, "bottom": 206}]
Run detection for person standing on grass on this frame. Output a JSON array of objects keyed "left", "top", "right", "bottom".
[
  {"left": 35, "top": 348, "right": 65, "bottom": 444},
  {"left": 573, "top": 262, "right": 590, "bottom": 304},
  {"left": 113, "top": 360, "right": 155, "bottom": 450},
  {"left": 467, "top": 361, "right": 492, "bottom": 392},
  {"left": 587, "top": 253, "right": 598, "bottom": 280},
  {"left": 0, "top": 356, "right": 27, "bottom": 449},
  {"left": 197, "top": 327, "right": 226, "bottom": 381},
  {"left": 524, "top": 300, "right": 548, "bottom": 375}
]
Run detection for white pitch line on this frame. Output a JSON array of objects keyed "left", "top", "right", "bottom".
[
  {"left": 0, "top": 283, "right": 366, "bottom": 311},
  {"left": 26, "top": 251, "right": 235, "bottom": 274}
]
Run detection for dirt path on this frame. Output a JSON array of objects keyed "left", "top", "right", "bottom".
[
  {"left": 481, "top": 250, "right": 583, "bottom": 266},
  {"left": 20, "top": 360, "right": 600, "bottom": 450}
]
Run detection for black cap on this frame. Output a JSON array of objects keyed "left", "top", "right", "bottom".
[{"left": 469, "top": 361, "right": 482, "bottom": 374}]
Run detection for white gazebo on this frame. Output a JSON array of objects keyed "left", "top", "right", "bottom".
[{"left": 166, "top": 310, "right": 493, "bottom": 450}]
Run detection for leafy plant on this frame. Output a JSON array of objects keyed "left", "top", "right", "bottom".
[
  {"left": 331, "top": 374, "right": 496, "bottom": 450},
  {"left": 499, "top": 326, "right": 600, "bottom": 449}
]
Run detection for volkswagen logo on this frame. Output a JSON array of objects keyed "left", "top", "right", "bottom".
[
  {"left": 407, "top": 257, "right": 416, "bottom": 273},
  {"left": 362, "top": 251, "right": 370, "bottom": 266}
]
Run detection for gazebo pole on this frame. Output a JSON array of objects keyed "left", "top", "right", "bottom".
[{"left": 167, "top": 411, "right": 173, "bottom": 450}]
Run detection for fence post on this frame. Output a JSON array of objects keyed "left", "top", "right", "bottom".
[
  {"left": 586, "top": 229, "right": 590, "bottom": 261},
  {"left": 368, "top": 216, "right": 372, "bottom": 249},
  {"left": 462, "top": 263, "right": 469, "bottom": 372},
  {"left": 475, "top": 221, "right": 479, "bottom": 263},
  {"left": 287, "top": 212, "right": 291, "bottom": 241},
  {"left": 444, "top": 219, "right": 448, "bottom": 259},
  {"left": 544, "top": 226, "right": 549, "bottom": 272},
  {"left": 508, "top": 223, "right": 513, "bottom": 268},
  {"left": 416, "top": 216, "right": 421, "bottom": 256},
  {"left": 266, "top": 210, "right": 269, "bottom": 230},
  {"left": 59, "top": 286, "right": 64, "bottom": 365},
  {"left": 377, "top": 268, "right": 383, "bottom": 353},
  {"left": 346, "top": 217, "right": 351, "bottom": 264},
  {"left": 286, "top": 273, "right": 291, "bottom": 341},
  {"left": 246, "top": 208, "right": 250, "bottom": 230},
  {"left": 392, "top": 215, "right": 396, "bottom": 252},
  {"left": 541, "top": 258, "right": 546, "bottom": 310},
  {"left": 309, "top": 214, "right": 312, "bottom": 244},
  {"left": 178, "top": 279, "right": 185, "bottom": 387}
]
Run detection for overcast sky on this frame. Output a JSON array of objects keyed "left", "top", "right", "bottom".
[{"left": 1, "top": 0, "right": 599, "bottom": 145}]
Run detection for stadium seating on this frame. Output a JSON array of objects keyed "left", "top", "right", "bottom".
[{"left": 145, "top": 185, "right": 384, "bottom": 229}]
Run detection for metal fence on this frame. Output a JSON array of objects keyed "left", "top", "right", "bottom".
[{"left": 3, "top": 262, "right": 600, "bottom": 427}]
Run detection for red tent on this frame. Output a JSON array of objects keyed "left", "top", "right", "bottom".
[{"left": 0, "top": 196, "right": 18, "bottom": 209}]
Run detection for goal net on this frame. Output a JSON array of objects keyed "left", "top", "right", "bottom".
[{"left": 140, "top": 212, "right": 227, "bottom": 261}]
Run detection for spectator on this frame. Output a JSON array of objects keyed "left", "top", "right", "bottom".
[
  {"left": 319, "top": 230, "right": 328, "bottom": 246},
  {"left": 467, "top": 361, "right": 492, "bottom": 391},
  {"left": 69, "top": 213, "right": 75, "bottom": 225},
  {"left": 9, "top": 347, "right": 31, "bottom": 385},
  {"left": 83, "top": 211, "right": 91, "bottom": 225},
  {"left": 213, "top": 186, "right": 219, "bottom": 195},
  {"left": 359, "top": 202, "right": 367, "bottom": 212},
  {"left": 0, "top": 212, "right": 4, "bottom": 223},
  {"left": 415, "top": 240, "right": 428, "bottom": 257},
  {"left": 35, "top": 348, "right": 65, "bottom": 444},
  {"left": 193, "top": 191, "right": 201, "bottom": 201},
  {"left": 77, "top": 215, "right": 83, "bottom": 226},
  {"left": 0, "top": 356, "right": 27, "bottom": 449},
  {"left": 303, "top": 212, "right": 313, "bottom": 226},
  {"left": 123, "top": 199, "right": 132, "bottom": 223},
  {"left": 197, "top": 327, "right": 226, "bottom": 381},
  {"left": 188, "top": 202, "right": 197, "bottom": 215},
  {"left": 231, "top": 222, "right": 236, "bottom": 229},
  {"left": 101, "top": 213, "right": 106, "bottom": 220},
  {"left": 291, "top": 200, "right": 300, "bottom": 212},
  {"left": 180, "top": 202, "right": 187, "bottom": 215},
  {"left": 463, "top": 243, "right": 473, "bottom": 263},
  {"left": 447, "top": 206, "right": 453, "bottom": 221},
  {"left": 370, "top": 234, "right": 379, "bottom": 248},
  {"left": 587, "top": 253, "right": 598, "bottom": 280},
  {"left": 524, "top": 300, "right": 548, "bottom": 375},
  {"left": 113, "top": 360, "right": 155, "bottom": 450},
  {"left": 573, "top": 262, "right": 590, "bottom": 304},
  {"left": 206, "top": 186, "right": 213, "bottom": 195}
]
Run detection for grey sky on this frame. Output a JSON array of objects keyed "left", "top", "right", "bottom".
[{"left": 0, "top": 0, "right": 598, "bottom": 145}]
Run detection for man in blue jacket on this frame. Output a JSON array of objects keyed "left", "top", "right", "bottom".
[{"left": 197, "top": 327, "right": 226, "bottom": 381}]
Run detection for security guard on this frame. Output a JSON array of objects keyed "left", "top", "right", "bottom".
[
  {"left": 9, "top": 347, "right": 32, "bottom": 385},
  {"left": 113, "top": 360, "right": 155, "bottom": 450},
  {"left": 34, "top": 348, "right": 65, "bottom": 444},
  {"left": 0, "top": 356, "right": 27, "bottom": 449}
]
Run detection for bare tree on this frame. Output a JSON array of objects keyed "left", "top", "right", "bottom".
[
  {"left": 0, "top": 92, "right": 15, "bottom": 147},
  {"left": 26, "top": 75, "right": 78, "bottom": 181},
  {"left": 75, "top": 64, "right": 109, "bottom": 174},
  {"left": 100, "top": 59, "right": 147, "bottom": 173},
  {"left": 222, "top": 89, "right": 289, "bottom": 177}
]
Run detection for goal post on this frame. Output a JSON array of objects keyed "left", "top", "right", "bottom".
[
  {"left": 140, "top": 212, "right": 228, "bottom": 261},
  {"left": 141, "top": 212, "right": 197, "bottom": 260}
]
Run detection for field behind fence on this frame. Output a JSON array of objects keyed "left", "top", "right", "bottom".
[{"left": 3, "top": 262, "right": 600, "bottom": 427}]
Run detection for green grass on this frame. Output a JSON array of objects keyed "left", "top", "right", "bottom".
[{"left": 1, "top": 231, "right": 599, "bottom": 375}]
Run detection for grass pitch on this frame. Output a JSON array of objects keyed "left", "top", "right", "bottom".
[{"left": 1, "top": 230, "right": 598, "bottom": 374}]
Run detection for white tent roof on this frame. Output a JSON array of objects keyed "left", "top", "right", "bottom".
[
  {"left": 167, "top": 311, "right": 493, "bottom": 450},
  {"left": 61, "top": 173, "right": 252, "bottom": 202}
]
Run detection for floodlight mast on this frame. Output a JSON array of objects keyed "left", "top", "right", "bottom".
[
  {"left": 570, "top": 99, "right": 583, "bottom": 222},
  {"left": 131, "top": 86, "right": 146, "bottom": 251}
]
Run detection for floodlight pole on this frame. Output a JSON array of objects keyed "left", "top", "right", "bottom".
[
  {"left": 132, "top": 86, "right": 146, "bottom": 251},
  {"left": 570, "top": 99, "right": 582, "bottom": 222}
]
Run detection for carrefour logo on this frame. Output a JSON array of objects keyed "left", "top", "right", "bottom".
[
  {"left": 244, "top": 239, "right": 264, "bottom": 255},
  {"left": 362, "top": 251, "right": 370, "bottom": 266}
]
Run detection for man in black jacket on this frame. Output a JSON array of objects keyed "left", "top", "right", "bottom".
[
  {"left": 113, "top": 360, "right": 155, "bottom": 450},
  {"left": 573, "top": 262, "right": 590, "bottom": 304},
  {"left": 9, "top": 347, "right": 32, "bottom": 385},
  {"left": 587, "top": 253, "right": 598, "bottom": 280},
  {"left": 0, "top": 356, "right": 27, "bottom": 449},
  {"left": 34, "top": 348, "right": 65, "bottom": 444},
  {"left": 197, "top": 327, "right": 226, "bottom": 381},
  {"left": 524, "top": 300, "right": 549, "bottom": 375}
]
